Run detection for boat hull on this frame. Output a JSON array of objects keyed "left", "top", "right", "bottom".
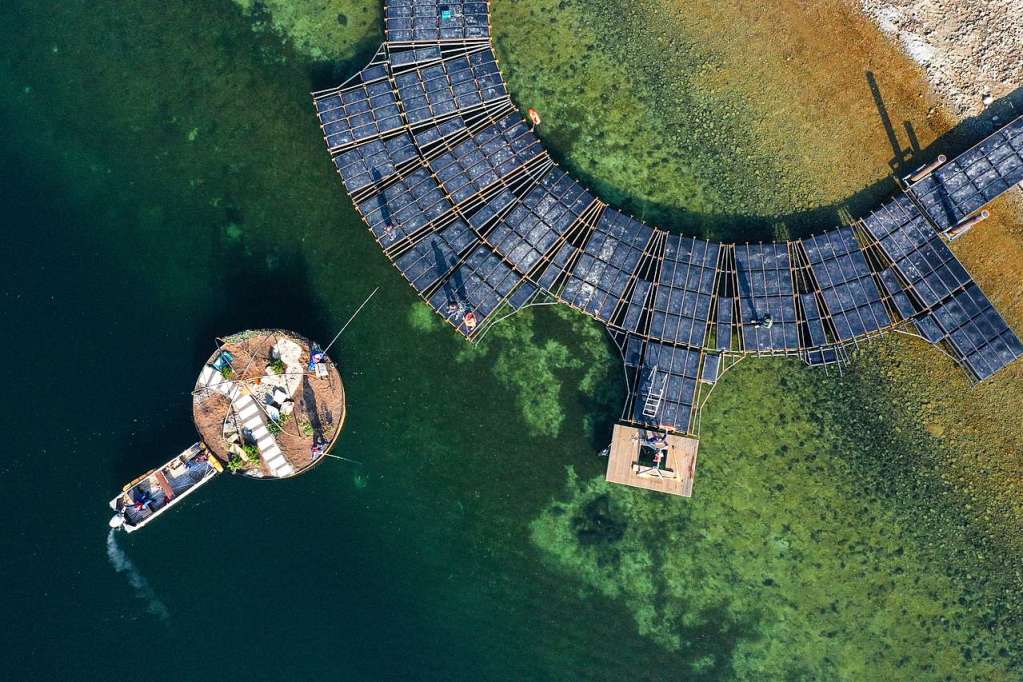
[{"left": 108, "top": 442, "right": 219, "bottom": 532}]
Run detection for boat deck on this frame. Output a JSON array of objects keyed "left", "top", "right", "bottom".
[
  {"left": 605, "top": 423, "right": 699, "bottom": 497},
  {"left": 113, "top": 443, "right": 219, "bottom": 530}
]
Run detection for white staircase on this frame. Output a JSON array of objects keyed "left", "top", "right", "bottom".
[
  {"left": 197, "top": 366, "right": 295, "bottom": 477},
  {"left": 642, "top": 365, "right": 666, "bottom": 420}
]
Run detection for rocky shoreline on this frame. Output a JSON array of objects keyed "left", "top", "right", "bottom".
[{"left": 859, "top": 0, "right": 1022, "bottom": 117}]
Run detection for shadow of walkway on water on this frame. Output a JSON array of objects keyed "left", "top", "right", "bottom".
[{"left": 531, "top": 81, "right": 1023, "bottom": 243}]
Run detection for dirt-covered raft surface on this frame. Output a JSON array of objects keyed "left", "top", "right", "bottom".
[{"left": 245, "top": 0, "right": 1022, "bottom": 677}]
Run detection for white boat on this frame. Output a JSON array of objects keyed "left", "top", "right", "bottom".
[{"left": 108, "top": 442, "right": 222, "bottom": 532}]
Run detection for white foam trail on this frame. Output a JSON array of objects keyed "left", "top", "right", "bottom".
[{"left": 106, "top": 529, "right": 170, "bottom": 621}]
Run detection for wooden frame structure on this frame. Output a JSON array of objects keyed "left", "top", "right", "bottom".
[
  {"left": 310, "top": 0, "right": 1023, "bottom": 496},
  {"left": 605, "top": 424, "right": 699, "bottom": 497}
]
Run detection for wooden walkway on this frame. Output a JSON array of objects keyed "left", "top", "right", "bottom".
[{"left": 605, "top": 423, "right": 699, "bottom": 497}]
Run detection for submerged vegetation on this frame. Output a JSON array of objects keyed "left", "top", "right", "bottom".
[
  {"left": 534, "top": 359, "right": 1018, "bottom": 678},
  {"left": 414, "top": 303, "right": 618, "bottom": 439},
  {"left": 493, "top": 0, "right": 951, "bottom": 239},
  {"left": 231, "top": 0, "right": 381, "bottom": 63}
]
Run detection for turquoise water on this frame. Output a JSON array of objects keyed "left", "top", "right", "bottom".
[{"left": 3, "top": 1, "right": 1021, "bottom": 679}]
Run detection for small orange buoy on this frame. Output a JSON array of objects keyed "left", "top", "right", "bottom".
[{"left": 527, "top": 108, "right": 541, "bottom": 126}]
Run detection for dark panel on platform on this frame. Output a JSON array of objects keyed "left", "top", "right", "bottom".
[
  {"left": 394, "top": 219, "right": 478, "bottom": 292},
  {"left": 561, "top": 208, "right": 653, "bottom": 323},
  {"left": 648, "top": 235, "right": 719, "bottom": 348},
  {"left": 333, "top": 133, "right": 420, "bottom": 194},
  {"left": 803, "top": 348, "right": 841, "bottom": 366},
  {"left": 716, "top": 297, "right": 733, "bottom": 351},
  {"left": 390, "top": 45, "right": 443, "bottom": 68},
  {"left": 802, "top": 227, "right": 890, "bottom": 341},
  {"left": 735, "top": 243, "right": 799, "bottom": 351},
  {"left": 482, "top": 166, "right": 594, "bottom": 277},
  {"left": 429, "top": 243, "right": 523, "bottom": 335},
  {"left": 428, "top": 113, "right": 544, "bottom": 204},
  {"left": 508, "top": 281, "right": 538, "bottom": 310},
  {"left": 621, "top": 279, "right": 652, "bottom": 333},
  {"left": 629, "top": 339, "right": 701, "bottom": 435},
  {"left": 386, "top": 0, "right": 490, "bottom": 42},
  {"left": 701, "top": 353, "right": 721, "bottom": 383},
  {"left": 413, "top": 115, "right": 467, "bottom": 148},
  {"left": 877, "top": 267, "right": 918, "bottom": 320},
  {"left": 799, "top": 294, "right": 828, "bottom": 349},
  {"left": 909, "top": 115, "right": 1023, "bottom": 230},
  {"left": 928, "top": 284, "right": 1023, "bottom": 380},
  {"left": 862, "top": 194, "right": 973, "bottom": 310},
  {"left": 316, "top": 71, "right": 404, "bottom": 149},
  {"left": 393, "top": 48, "right": 506, "bottom": 125},
  {"left": 358, "top": 167, "right": 454, "bottom": 247}
]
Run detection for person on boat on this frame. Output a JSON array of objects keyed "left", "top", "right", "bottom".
[
  {"left": 754, "top": 314, "right": 774, "bottom": 329},
  {"left": 133, "top": 489, "right": 153, "bottom": 511},
  {"left": 463, "top": 310, "right": 478, "bottom": 331},
  {"left": 446, "top": 299, "right": 462, "bottom": 317},
  {"left": 652, "top": 450, "right": 664, "bottom": 468}
]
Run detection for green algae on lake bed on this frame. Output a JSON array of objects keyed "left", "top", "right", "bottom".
[
  {"left": 494, "top": 0, "right": 841, "bottom": 239},
  {"left": 448, "top": 306, "right": 620, "bottom": 439},
  {"left": 232, "top": 0, "right": 381, "bottom": 63},
  {"left": 533, "top": 359, "right": 1016, "bottom": 678}
]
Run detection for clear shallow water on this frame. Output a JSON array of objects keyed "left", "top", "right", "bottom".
[{"left": 2, "top": 0, "right": 1020, "bottom": 679}]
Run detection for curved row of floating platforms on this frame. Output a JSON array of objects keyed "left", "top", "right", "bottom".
[{"left": 312, "top": 1, "right": 1023, "bottom": 496}]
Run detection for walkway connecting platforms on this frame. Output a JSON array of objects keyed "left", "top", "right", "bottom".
[{"left": 313, "top": 1, "right": 1023, "bottom": 496}]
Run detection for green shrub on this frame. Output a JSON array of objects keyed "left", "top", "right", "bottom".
[
  {"left": 299, "top": 419, "right": 314, "bottom": 437},
  {"left": 220, "top": 365, "right": 235, "bottom": 380},
  {"left": 242, "top": 443, "right": 260, "bottom": 462},
  {"left": 269, "top": 358, "right": 286, "bottom": 375},
  {"left": 227, "top": 454, "right": 243, "bottom": 473},
  {"left": 267, "top": 420, "right": 281, "bottom": 436}
]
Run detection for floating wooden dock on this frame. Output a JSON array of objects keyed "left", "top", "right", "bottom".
[{"left": 605, "top": 424, "right": 699, "bottom": 497}]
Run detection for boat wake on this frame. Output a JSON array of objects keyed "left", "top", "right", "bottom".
[{"left": 106, "top": 529, "right": 169, "bottom": 621}]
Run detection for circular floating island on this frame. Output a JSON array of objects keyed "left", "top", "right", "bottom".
[{"left": 192, "top": 329, "right": 345, "bottom": 479}]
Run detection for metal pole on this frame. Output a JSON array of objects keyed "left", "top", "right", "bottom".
[
  {"left": 323, "top": 453, "right": 364, "bottom": 465},
  {"left": 322, "top": 287, "right": 380, "bottom": 356}
]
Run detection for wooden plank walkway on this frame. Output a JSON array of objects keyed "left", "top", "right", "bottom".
[{"left": 605, "top": 423, "right": 699, "bottom": 497}]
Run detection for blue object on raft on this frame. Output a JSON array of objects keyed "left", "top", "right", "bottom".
[{"left": 212, "top": 350, "right": 234, "bottom": 371}]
